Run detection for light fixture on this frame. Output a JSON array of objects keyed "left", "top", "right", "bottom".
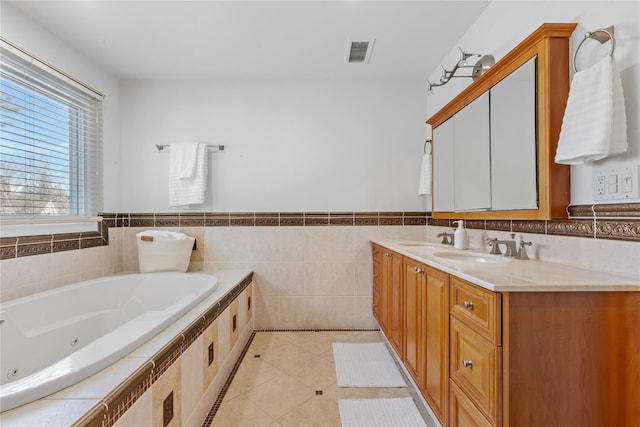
[{"left": 426, "top": 48, "right": 495, "bottom": 94}]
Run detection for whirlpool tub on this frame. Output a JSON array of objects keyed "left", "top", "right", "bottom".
[{"left": 0, "top": 272, "right": 218, "bottom": 412}]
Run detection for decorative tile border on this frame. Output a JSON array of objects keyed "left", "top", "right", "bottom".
[
  {"left": 430, "top": 203, "right": 640, "bottom": 241},
  {"left": 72, "top": 272, "right": 254, "bottom": 427},
  {"left": 102, "top": 211, "right": 428, "bottom": 228},
  {"left": 0, "top": 230, "right": 108, "bottom": 260},
  {"left": 2, "top": 204, "right": 639, "bottom": 261}
]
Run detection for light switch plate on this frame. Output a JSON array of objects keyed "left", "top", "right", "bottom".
[{"left": 594, "top": 165, "right": 640, "bottom": 200}]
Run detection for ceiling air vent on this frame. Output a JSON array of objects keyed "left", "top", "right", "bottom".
[{"left": 346, "top": 39, "right": 375, "bottom": 64}]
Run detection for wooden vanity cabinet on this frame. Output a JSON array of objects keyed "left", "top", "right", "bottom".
[
  {"left": 372, "top": 244, "right": 640, "bottom": 427},
  {"left": 451, "top": 277, "right": 640, "bottom": 427},
  {"left": 372, "top": 244, "right": 404, "bottom": 356},
  {"left": 404, "top": 258, "right": 449, "bottom": 425}
]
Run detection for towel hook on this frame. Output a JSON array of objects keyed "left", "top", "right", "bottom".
[
  {"left": 572, "top": 26, "right": 615, "bottom": 73},
  {"left": 424, "top": 139, "right": 432, "bottom": 154}
]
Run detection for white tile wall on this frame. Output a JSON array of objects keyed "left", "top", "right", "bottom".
[{"left": 3, "top": 222, "right": 635, "bottom": 329}]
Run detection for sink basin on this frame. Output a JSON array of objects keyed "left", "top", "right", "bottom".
[
  {"left": 432, "top": 251, "right": 510, "bottom": 264},
  {"left": 399, "top": 242, "right": 441, "bottom": 249}
]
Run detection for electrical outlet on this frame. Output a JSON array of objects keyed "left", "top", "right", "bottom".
[
  {"left": 594, "top": 165, "right": 640, "bottom": 200},
  {"left": 595, "top": 175, "right": 606, "bottom": 195}
]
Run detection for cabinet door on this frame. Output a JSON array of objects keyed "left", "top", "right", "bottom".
[
  {"left": 449, "top": 380, "right": 494, "bottom": 427},
  {"left": 387, "top": 251, "right": 404, "bottom": 357},
  {"left": 450, "top": 317, "right": 502, "bottom": 425},
  {"left": 433, "top": 117, "right": 455, "bottom": 212},
  {"left": 423, "top": 265, "right": 450, "bottom": 425},
  {"left": 453, "top": 92, "right": 491, "bottom": 211},
  {"left": 404, "top": 258, "right": 425, "bottom": 385},
  {"left": 490, "top": 56, "right": 537, "bottom": 210},
  {"left": 372, "top": 245, "right": 382, "bottom": 324}
]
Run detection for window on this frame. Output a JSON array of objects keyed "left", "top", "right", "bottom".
[{"left": 0, "top": 41, "right": 103, "bottom": 221}]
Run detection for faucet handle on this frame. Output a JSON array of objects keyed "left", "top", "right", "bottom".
[
  {"left": 486, "top": 237, "right": 502, "bottom": 255},
  {"left": 516, "top": 240, "right": 532, "bottom": 260}
]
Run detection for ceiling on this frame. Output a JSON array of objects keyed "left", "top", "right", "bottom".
[{"left": 7, "top": 1, "right": 490, "bottom": 80}]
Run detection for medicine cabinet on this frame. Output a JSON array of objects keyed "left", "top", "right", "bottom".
[{"left": 427, "top": 23, "right": 576, "bottom": 220}]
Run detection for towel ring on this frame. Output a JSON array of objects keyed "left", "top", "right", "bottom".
[
  {"left": 424, "top": 139, "right": 432, "bottom": 154},
  {"left": 572, "top": 26, "right": 615, "bottom": 73}
]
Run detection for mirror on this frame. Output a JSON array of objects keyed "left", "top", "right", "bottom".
[
  {"left": 490, "top": 57, "right": 537, "bottom": 210},
  {"left": 432, "top": 61, "right": 534, "bottom": 213},
  {"left": 453, "top": 92, "right": 491, "bottom": 211},
  {"left": 427, "top": 23, "right": 574, "bottom": 220}
]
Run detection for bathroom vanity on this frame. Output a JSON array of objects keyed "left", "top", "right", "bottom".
[{"left": 371, "top": 241, "right": 639, "bottom": 427}]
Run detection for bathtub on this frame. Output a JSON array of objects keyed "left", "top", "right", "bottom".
[{"left": 0, "top": 272, "right": 218, "bottom": 412}]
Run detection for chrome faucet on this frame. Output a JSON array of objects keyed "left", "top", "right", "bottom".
[
  {"left": 495, "top": 233, "right": 518, "bottom": 257},
  {"left": 437, "top": 232, "right": 454, "bottom": 245},
  {"left": 489, "top": 234, "right": 533, "bottom": 260}
]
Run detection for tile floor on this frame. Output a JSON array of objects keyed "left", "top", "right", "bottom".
[{"left": 206, "top": 330, "right": 435, "bottom": 427}]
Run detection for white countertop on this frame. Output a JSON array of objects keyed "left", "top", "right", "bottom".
[{"left": 372, "top": 240, "right": 639, "bottom": 292}]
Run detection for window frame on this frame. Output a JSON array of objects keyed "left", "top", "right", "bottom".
[{"left": 0, "top": 38, "right": 104, "bottom": 233}]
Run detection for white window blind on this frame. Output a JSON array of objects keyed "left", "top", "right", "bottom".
[{"left": 0, "top": 42, "right": 103, "bottom": 219}]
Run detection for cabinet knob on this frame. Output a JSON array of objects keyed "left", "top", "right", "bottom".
[
  {"left": 414, "top": 266, "right": 419, "bottom": 272},
  {"left": 372, "top": 274, "right": 378, "bottom": 278},
  {"left": 462, "top": 359, "right": 473, "bottom": 368},
  {"left": 463, "top": 301, "right": 474, "bottom": 309},
  {"left": 372, "top": 304, "right": 378, "bottom": 307},
  {"left": 384, "top": 252, "right": 391, "bottom": 257},
  {"left": 419, "top": 268, "right": 425, "bottom": 274}
]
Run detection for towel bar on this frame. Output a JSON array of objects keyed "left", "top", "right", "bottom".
[
  {"left": 572, "top": 26, "right": 615, "bottom": 73},
  {"left": 155, "top": 144, "right": 225, "bottom": 153}
]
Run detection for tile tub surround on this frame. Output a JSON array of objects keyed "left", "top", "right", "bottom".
[
  {"left": 118, "top": 222, "right": 429, "bottom": 331},
  {"left": 1, "top": 203, "right": 638, "bottom": 263},
  {"left": 2, "top": 206, "right": 638, "bottom": 321},
  {"left": 0, "top": 270, "right": 253, "bottom": 427}
]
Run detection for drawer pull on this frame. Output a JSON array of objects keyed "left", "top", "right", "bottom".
[
  {"left": 462, "top": 359, "right": 473, "bottom": 368},
  {"left": 463, "top": 301, "right": 474, "bottom": 309}
]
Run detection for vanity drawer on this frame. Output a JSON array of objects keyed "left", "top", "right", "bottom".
[
  {"left": 449, "top": 380, "right": 494, "bottom": 427},
  {"left": 450, "top": 276, "right": 501, "bottom": 345},
  {"left": 450, "top": 317, "right": 502, "bottom": 425}
]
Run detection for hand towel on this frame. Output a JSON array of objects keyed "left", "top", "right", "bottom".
[
  {"left": 609, "top": 61, "right": 628, "bottom": 155},
  {"left": 555, "top": 56, "right": 627, "bottom": 164},
  {"left": 169, "top": 143, "right": 208, "bottom": 207},
  {"left": 418, "top": 143, "right": 432, "bottom": 195},
  {"left": 170, "top": 141, "right": 199, "bottom": 180}
]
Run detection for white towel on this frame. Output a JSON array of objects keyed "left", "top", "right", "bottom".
[
  {"left": 169, "top": 142, "right": 208, "bottom": 207},
  {"left": 170, "top": 141, "right": 199, "bottom": 180},
  {"left": 418, "top": 143, "right": 432, "bottom": 195},
  {"left": 610, "top": 61, "right": 628, "bottom": 155},
  {"left": 136, "top": 230, "right": 192, "bottom": 240},
  {"left": 555, "top": 56, "right": 627, "bottom": 164}
]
